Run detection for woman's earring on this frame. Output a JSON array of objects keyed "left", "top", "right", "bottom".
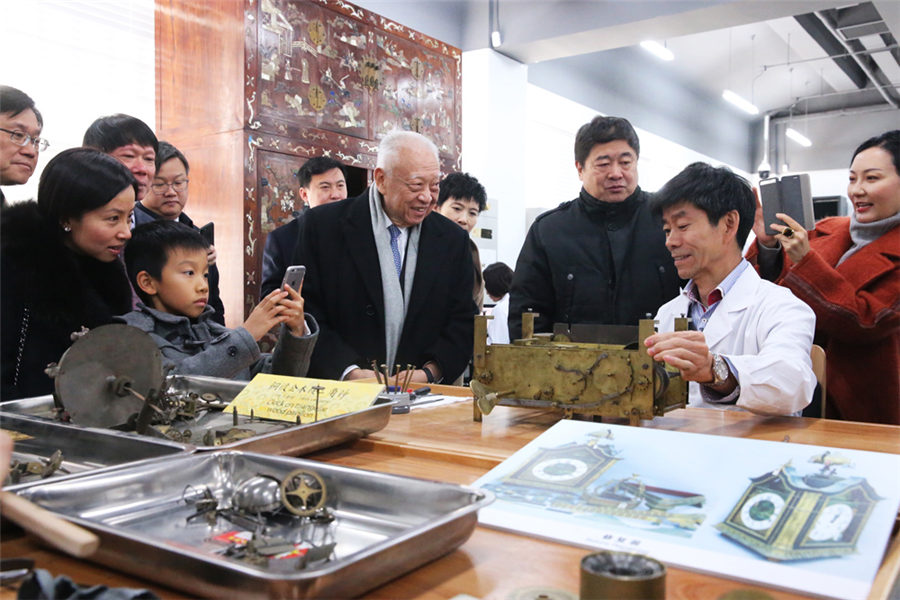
[{"left": 62, "top": 224, "right": 71, "bottom": 232}]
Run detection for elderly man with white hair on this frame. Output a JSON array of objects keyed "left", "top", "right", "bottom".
[{"left": 292, "top": 131, "right": 476, "bottom": 383}]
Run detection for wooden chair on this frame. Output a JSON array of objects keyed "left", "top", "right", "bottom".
[{"left": 810, "top": 344, "right": 827, "bottom": 418}]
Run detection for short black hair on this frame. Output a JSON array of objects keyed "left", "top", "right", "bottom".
[
  {"left": 156, "top": 141, "right": 189, "bottom": 173},
  {"left": 574, "top": 116, "right": 640, "bottom": 166},
  {"left": 83, "top": 114, "right": 159, "bottom": 154},
  {"left": 0, "top": 85, "right": 42, "bottom": 126},
  {"left": 297, "top": 156, "right": 345, "bottom": 188},
  {"left": 437, "top": 172, "right": 487, "bottom": 212},
  {"left": 651, "top": 162, "right": 755, "bottom": 249},
  {"left": 38, "top": 148, "right": 136, "bottom": 225},
  {"left": 483, "top": 262, "right": 514, "bottom": 298},
  {"left": 852, "top": 130, "right": 900, "bottom": 174},
  {"left": 125, "top": 220, "right": 209, "bottom": 305}
]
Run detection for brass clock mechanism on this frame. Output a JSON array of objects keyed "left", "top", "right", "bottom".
[{"left": 471, "top": 314, "right": 688, "bottom": 426}]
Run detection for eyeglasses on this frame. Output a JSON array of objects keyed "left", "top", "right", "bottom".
[
  {"left": 151, "top": 179, "right": 189, "bottom": 193},
  {"left": 0, "top": 128, "right": 49, "bottom": 151}
]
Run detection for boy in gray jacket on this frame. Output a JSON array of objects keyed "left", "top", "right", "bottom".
[{"left": 120, "top": 220, "right": 317, "bottom": 379}]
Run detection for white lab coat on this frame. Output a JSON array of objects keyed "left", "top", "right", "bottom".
[{"left": 654, "top": 266, "right": 816, "bottom": 416}]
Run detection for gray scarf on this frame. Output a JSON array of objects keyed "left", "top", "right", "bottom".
[
  {"left": 369, "top": 186, "right": 420, "bottom": 370},
  {"left": 838, "top": 210, "right": 900, "bottom": 265}
]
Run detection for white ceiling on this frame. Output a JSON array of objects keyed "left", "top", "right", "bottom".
[{"left": 488, "top": 0, "right": 900, "bottom": 119}]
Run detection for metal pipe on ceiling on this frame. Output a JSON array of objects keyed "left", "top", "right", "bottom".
[{"left": 813, "top": 10, "right": 900, "bottom": 108}]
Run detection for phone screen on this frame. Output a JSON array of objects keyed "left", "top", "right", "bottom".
[{"left": 199, "top": 222, "right": 215, "bottom": 246}]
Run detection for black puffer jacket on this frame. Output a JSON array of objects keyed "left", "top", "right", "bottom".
[
  {"left": 509, "top": 187, "right": 681, "bottom": 339},
  {"left": 1, "top": 202, "right": 133, "bottom": 400}
]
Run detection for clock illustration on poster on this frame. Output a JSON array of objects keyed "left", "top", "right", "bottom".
[
  {"left": 531, "top": 457, "right": 590, "bottom": 482},
  {"left": 717, "top": 452, "right": 881, "bottom": 560}
]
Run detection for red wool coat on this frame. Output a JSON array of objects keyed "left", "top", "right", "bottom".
[{"left": 749, "top": 217, "right": 900, "bottom": 425}]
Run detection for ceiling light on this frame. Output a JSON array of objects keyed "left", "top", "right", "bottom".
[
  {"left": 491, "top": 30, "right": 502, "bottom": 48},
  {"left": 640, "top": 40, "right": 673, "bottom": 61},
  {"left": 786, "top": 127, "right": 812, "bottom": 147},
  {"left": 722, "top": 90, "right": 759, "bottom": 115}
]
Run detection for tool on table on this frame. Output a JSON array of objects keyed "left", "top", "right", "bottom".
[{"left": 0, "top": 490, "right": 99, "bottom": 558}]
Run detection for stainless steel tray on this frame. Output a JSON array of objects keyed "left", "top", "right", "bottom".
[
  {"left": 1, "top": 413, "right": 190, "bottom": 488},
  {"left": 0, "top": 375, "right": 392, "bottom": 455},
  {"left": 13, "top": 451, "right": 492, "bottom": 599}
]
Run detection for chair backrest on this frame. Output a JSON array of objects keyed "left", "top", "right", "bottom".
[{"left": 810, "top": 344, "right": 827, "bottom": 418}]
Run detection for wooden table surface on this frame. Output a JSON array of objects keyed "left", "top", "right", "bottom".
[{"left": 2, "top": 385, "right": 899, "bottom": 599}]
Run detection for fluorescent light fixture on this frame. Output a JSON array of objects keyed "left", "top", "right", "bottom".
[
  {"left": 640, "top": 40, "right": 673, "bottom": 61},
  {"left": 491, "top": 30, "right": 502, "bottom": 48},
  {"left": 786, "top": 127, "right": 812, "bottom": 147},
  {"left": 722, "top": 89, "right": 759, "bottom": 115}
]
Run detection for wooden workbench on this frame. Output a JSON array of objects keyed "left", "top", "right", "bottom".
[{"left": 3, "top": 384, "right": 899, "bottom": 599}]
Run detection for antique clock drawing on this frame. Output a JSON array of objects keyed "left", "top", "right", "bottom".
[
  {"left": 501, "top": 431, "right": 621, "bottom": 495},
  {"left": 717, "top": 452, "right": 882, "bottom": 561}
]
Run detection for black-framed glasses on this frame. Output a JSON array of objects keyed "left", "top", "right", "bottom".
[
  {"left": 0, "top": 128, "right": 49, "bottom": 151},
  {"left": 151, "top": 179, "right": 189, "bottom": 193}
]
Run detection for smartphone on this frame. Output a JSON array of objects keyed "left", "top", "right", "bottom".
[
  {"left": 199, "top": 222, "right": 215, "bottom": 246},
  {"left": 282, "top": 265, "right": 306, "bottom": 291},
  {"left": 759, "top": 174, "right": 814, "bottom": 235}
]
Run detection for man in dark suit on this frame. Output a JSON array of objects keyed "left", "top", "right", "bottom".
[
  {"left": 260, "top": 156, "right": 347, "bottom": 298},
  {"left": 293, "top": 131, "right": 475, "bottom": 383}
]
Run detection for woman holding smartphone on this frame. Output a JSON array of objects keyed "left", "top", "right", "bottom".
[
  {"left": 1, "top": 148, "right": 136, "bottom": 400},
  {"left": 749, "top": 130, "right": 900, "bottom": 425}
]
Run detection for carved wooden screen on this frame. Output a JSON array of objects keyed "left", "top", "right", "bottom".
[{"left": 241, "top": 0, "right": 461, "bottom": 316}]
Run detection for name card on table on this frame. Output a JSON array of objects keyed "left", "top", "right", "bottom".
[{"left": 225, "top": 374, "right": 384, "bottom": 423}]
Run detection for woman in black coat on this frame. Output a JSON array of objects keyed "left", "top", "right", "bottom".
[{"left": 1, "top": 148, "right": 136, "bottom": 400}]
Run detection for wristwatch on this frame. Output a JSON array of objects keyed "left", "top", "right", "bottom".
[{"left": 711, "top": 354, "right": 730, "bottom": 386}]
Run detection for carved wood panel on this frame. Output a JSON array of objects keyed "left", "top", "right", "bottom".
[{"left": 241, "top": 0, "right": 461, "bottom": 318}]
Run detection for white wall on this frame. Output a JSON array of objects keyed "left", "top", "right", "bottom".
[
  {"left": 524, "top": 85, "right": 750, "bottom": 216},
  {"left": 461, "top": 49, "right": 528, "bottom": 269},
  {"left": 0, "top": 0, "right": 155, "bottom": 203}
]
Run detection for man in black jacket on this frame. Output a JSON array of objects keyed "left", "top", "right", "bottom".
[
  {"left": 292, "top": 131, "right": 475, "bottom": 384},
  {"left": 509, "top": 116, "right": 680, "bottom": 339},
  {"left": 260, "top": 156, "right": 347, "bottom": 299}
]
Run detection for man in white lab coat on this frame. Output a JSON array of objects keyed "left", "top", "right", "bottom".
[{"left": 644, "top": 162, "right": 816, "bottom": 416}]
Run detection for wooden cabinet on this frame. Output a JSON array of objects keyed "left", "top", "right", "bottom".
[{"left": 156, "top": 0, "right": 461, "bottom": 324}]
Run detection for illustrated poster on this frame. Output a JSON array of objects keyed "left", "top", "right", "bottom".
[{"left": 472, "top": 420, "right": 900, "bottom": 599}]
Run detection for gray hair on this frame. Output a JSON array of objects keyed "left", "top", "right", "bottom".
[{"left": 376, "top": 130, "right": 439, "bottom": 172}]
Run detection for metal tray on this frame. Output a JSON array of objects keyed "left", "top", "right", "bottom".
[
  {"left": 1, "top": 413, "right": 190, "bottom": 488},
  {"left": 13, "top": 451, "right": 492, "bottom": 599},
  {"left": 0, "top": 375, "right": 392, "bottom": 455}
]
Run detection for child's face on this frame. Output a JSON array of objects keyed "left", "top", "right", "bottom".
[{"left": 148, "top": 247, "right": 210, "bottom": 318}]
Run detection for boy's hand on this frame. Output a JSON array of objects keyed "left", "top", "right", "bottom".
[
  {"left": 242, "top": 289, "right": 289, "bottom": 341},
  {"left": 279, "top": 283, "right": 307, "bottom": 337}
]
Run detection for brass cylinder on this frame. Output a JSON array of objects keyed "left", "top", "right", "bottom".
[{"left": 580, "top": 551, "right": 666, "bottom": 600}]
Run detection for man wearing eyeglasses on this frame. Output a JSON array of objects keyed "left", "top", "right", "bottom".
[
  {"left": 132, "top": 141, "right": 225, "bottom": 325},
  {"left": 0, "top": 86, "right": 46, "bottom": 207},
  {"left": 292, "top": 131, "right": 476, "bottom": 384}
]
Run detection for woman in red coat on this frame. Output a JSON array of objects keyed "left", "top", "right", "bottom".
[{"left": 749, "top": 130, "right": 900, "bottom": 425}]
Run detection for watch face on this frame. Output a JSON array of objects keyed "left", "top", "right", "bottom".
[
  {"left": 808, "top": 503, "right": 854, "bottom": 542},
  {"left": 713, "top": 355, "right": 729, "bottom": 383},
  {"left": 531, "top": 458, "right": 589, "bottom": 482},
  {"left": 739, "top": 492, "right": 785, "bottom": 531}
]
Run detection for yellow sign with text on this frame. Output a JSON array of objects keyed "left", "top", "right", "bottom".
[{"left": 225, "top": 374, "right": 384, "bottom": 423}]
